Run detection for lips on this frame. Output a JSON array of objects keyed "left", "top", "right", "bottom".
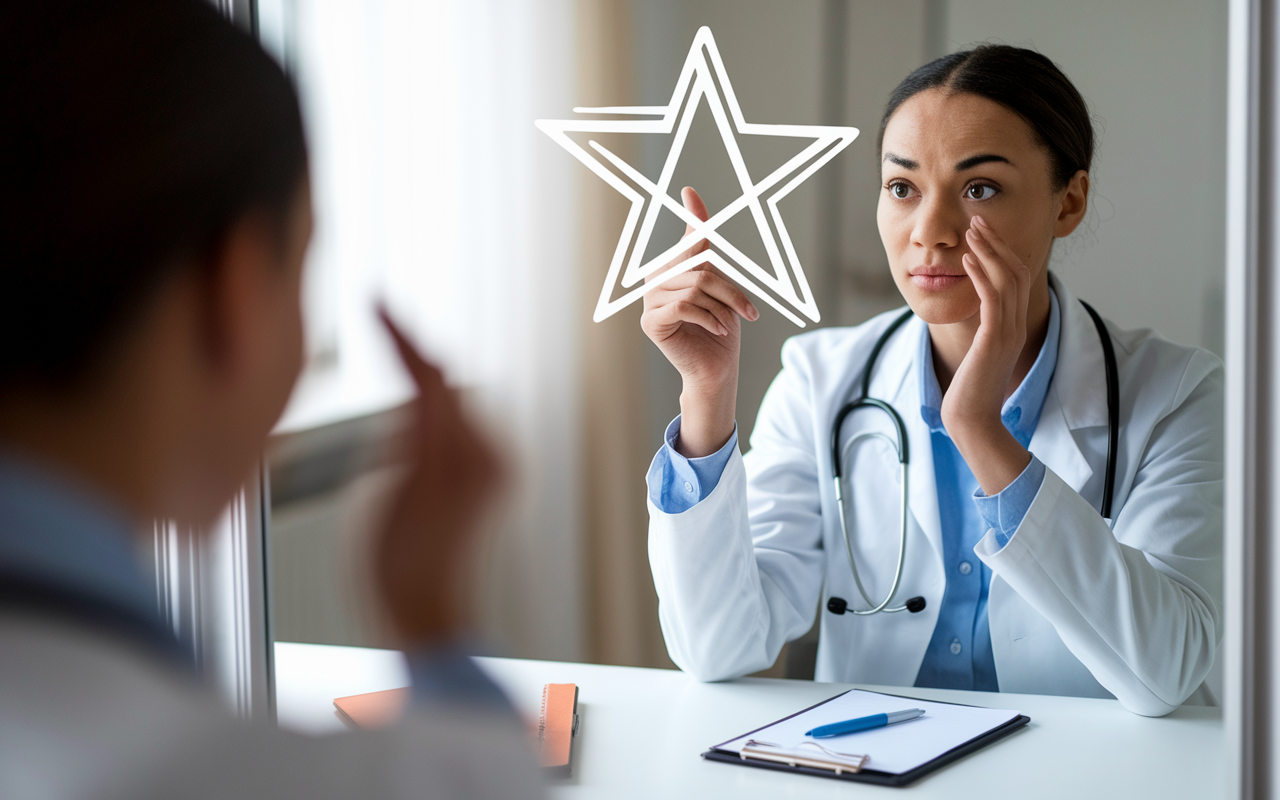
[{"left": 908, "top": 266, "right": 967, "bottom": 291}]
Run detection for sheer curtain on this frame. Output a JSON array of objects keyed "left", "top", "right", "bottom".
[{"left": 260, "top": 0, "right": 585, "bottom": 661}]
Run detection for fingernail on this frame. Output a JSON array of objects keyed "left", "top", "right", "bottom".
[
  {"left": 718, "top": 324, "right": 729, "bottom": 336},
  {"left": 749, "top": 305, "right": 760, "bottom": 321},
  {"left": 973, "top": 215, "right": 988, "bottom": 228}
]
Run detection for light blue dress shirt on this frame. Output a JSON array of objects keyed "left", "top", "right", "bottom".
[
  {"left": 646, "top": 418, "right": 739, "bottom": 513},
  {"left": 913, "top": 288, "right": 1058, "bottom": 691},
  {"left": 0, "top": 452, "right": 509, "bottom": 710},
  {"left": 648, "top": 290, "right": 1061, "bottom": 692}
]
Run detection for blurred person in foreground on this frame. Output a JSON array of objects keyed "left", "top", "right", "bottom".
[{"left": 0, "top": 2, "right": 541, "bottom": 798}]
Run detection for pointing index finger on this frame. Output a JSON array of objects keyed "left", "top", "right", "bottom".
[{"left": 378, "top": 304, "right": 445, "bottom": 395}]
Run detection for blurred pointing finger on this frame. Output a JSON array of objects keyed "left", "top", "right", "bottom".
[{"left": 378, "top": 305, "right": 445, "bottom": 394}]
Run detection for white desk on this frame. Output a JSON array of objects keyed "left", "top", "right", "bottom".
[{"left": 275, "top": 642, "right": 1224, "bottom": 799}]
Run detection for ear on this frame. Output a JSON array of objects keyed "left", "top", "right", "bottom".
[
  {"left": 177, "top": 206, "right": 306, "bottom": 522},
  {"left": 1053, "top": 169, "right": 1090, "bottom": 238},
  {"left": 196, "top": 214, "right": 281, "bottom": 383}
]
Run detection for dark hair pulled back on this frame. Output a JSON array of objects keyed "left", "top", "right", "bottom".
[
  {"left": 877, "top": 45, "right": 1093, "bottom": 190},
  {"left": 0, "top": 0, "right": 308, "bottom": 390}
]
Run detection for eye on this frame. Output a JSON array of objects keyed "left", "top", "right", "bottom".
[
  {"left": 888, "top": 181, "right": 914, "bottom": 200},
  {"left": 965, "top": 182, "right": 998, "bottom": 201}
]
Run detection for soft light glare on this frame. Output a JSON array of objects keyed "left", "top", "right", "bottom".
[{"left": 271, "top": 0, "right": 464, "bottom": 434}]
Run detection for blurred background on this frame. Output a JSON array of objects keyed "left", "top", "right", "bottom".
[{"left": 256, "top": 0, "right": 1227, "bottom": 681}]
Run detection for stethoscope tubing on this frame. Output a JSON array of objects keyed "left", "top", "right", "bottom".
[
  {"left": 829, "top": 309, "right": 916, "bottom": 615},
  {"left": 834, "top": 448, "right": 911, "bottom": 613},
  {"left": 1079, "top": 300, "right": 1119, "bottom": 521},
  {"left": 830, "top": 301, "right": 1119, "bottom": 616}
]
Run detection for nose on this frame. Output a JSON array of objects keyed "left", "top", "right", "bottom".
[{"left": 910, "top": 194, "right": 967, "bottom": 253}]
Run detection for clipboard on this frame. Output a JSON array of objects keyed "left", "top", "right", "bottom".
[{"left": 701, "top": 689, "right": 1030, "bottom": 787}]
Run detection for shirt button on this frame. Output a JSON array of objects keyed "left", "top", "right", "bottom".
[
  {"left": 683, "top": 481, "right": 694, "bottom": 493},
  {"left": 950, "top": 639, "right": 962, "bottom": 655},
  {"left": 958, "top": 561, "right": 973, "bottom": 575}
]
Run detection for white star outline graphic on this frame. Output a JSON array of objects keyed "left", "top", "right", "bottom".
[{"left": 535, "top": 26, "right": 859, "bottom": 327}]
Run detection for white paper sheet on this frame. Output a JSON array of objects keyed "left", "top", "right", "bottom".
[{"left": 714, "top": 689, "right": 1021, "bottom": 775}]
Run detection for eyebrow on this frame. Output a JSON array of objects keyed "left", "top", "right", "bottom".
[
  {"left": 881, "top": 152, "right": 1013, "bottom": 172},
  {"left": 955, "top": 153, "right": 1012, "bottom": 171}
]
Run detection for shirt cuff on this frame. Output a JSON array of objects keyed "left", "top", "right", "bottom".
[
  {"left": 408, "top": 643, "right": 515, "bottom": 713},
  {"left": 972, "top": 455, "right": 1047, "bottom": 549},
  {"left": 645, "top": 415, "right": 738, "bottom": 514}
]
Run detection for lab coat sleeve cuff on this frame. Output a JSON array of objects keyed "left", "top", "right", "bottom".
[
  {"left": 972, "top": 455, "right": 1047, "bottom": 549},
  {"left": 407, "top": 642, "right": 516, "bottom": 714},
  {"left": 646, "top": 415, "right": 739, "bottom": 514}
]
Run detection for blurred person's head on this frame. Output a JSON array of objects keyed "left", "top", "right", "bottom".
[{"left": 0, "top": 0, "right": 310, "bottom": 525}]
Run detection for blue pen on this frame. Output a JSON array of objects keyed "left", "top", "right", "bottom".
[{"left": 805, "top": 708, "right": 925, "bottom": 738}]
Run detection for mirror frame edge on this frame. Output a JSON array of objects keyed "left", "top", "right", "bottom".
[{"left": 1226, "top": 0, "right": 1266, "bottom": 796}]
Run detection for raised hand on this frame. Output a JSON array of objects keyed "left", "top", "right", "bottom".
[
  {"left": 941, "top": 215, "right": 1034, "bottom": 496},
  {"left": 640, "top": 187, "right": 759, "bottom": 457},
  {"left": 374, "top": 310, "right": 503, "bottom": 645}
]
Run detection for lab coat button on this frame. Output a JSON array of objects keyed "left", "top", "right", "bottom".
[
  {"left": 950, "top": 639, "right": 962, "bottom": 655},
  {"left": 958, "top": 561, "right": 973, "bottom": 575},
  {"left": 683, "top": 481, "right": 693, "bottom": 493}
]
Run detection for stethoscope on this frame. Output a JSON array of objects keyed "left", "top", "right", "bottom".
[{"left": 826, "top": 299, "right": 1120, "bottom": 617}]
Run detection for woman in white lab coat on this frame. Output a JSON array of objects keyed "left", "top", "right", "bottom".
[{"left": 640, "top": 45, "right": 1222, "bottom": 717}]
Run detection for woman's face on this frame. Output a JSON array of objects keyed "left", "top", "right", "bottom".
[{"left": 876, "top": 89, "right": 1083, "bottom": 325}]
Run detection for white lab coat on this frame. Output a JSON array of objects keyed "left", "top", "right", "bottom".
[
  {"left": 647, "top": 275, "right": 1223, "bottom": 717},
  {"left": 0, "top": 614, "right": 543, "bottom": 799}
]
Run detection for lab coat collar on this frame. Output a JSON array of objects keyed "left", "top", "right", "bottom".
[
  {"left": 1027, "top": 274, "right": 1105, "bottom": 493},
  {"left": 1045, "top": 274, "right": 1110, "bottom": 430},
  {"left": 874, "top": 274, "right": 1100, "bottom": 552}
]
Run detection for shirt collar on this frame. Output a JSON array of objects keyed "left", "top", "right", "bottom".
[
  {"left": 919, "top": 286, "right": 1061, "bottom": 447},
  {"left": 0, "top": 452, "right": 159, "bottom": 626}
]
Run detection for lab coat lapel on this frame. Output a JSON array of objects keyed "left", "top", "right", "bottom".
[{"left": 1027, "top": 275, "right": 1107, "bottom": 493}]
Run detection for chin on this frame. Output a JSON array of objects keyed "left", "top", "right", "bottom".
[{"left": 895, "top": 278, "right": 980, "bottom": 325}]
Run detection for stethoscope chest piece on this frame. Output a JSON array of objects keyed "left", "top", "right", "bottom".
[{"left": 827, "top": 595, "right": 925, "bottom": 615}]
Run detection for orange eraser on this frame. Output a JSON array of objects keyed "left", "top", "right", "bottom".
[
  {"left": 539, "top": 683, "right": 578, "bottom": 772},
  {"left": 333, "top": 686, "right": 411, "bottom": 730}
]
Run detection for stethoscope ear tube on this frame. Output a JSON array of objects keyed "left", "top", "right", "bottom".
[{"left": 1079, "top": 301, "right": 1119, "bottom": 521}]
